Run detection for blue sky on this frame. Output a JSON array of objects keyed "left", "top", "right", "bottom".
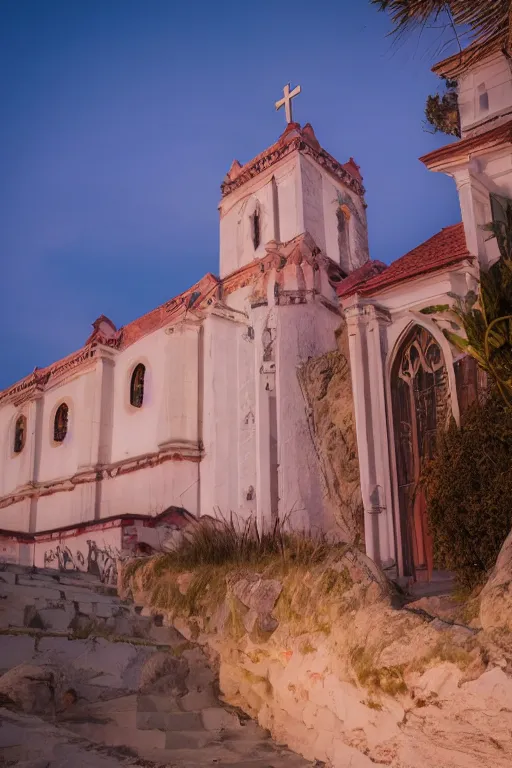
[{"left": 0, "top": 0, "right": 461, "bottom": 389}]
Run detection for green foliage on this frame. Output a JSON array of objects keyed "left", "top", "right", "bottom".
[
  {"left": 423, "top": 198, "right": 512, "bottom": 408},
  {"left": 422, "top": 393, "right": 512, "bottom": 588},
  {"left": 425, "top": 80, "right": 461, "bottom": 138}
]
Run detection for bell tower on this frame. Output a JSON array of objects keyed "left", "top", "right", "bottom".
[{"left": 218, "top": 101, "right": 370, "bottom": 278}]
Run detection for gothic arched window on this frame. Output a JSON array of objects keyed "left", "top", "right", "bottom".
[
  {"left": 130, "top": 364, "right": 145, "bottom": 408},
  {"left": 14, "top": 415, "right": 26, "bottom": 454},
  {"left": 54, "top": 403, "right": 69, "bottom": 443}
]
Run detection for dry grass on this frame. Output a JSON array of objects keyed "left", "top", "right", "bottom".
[{"left": 160, "top": 514, "right": 343, "bottom": 570}]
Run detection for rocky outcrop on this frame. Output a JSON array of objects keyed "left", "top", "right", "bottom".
[
  {"left": 480, "top": 526, "right": 512, "bottom": 634},
  {"left": 297, "top": 323, "right": 363, "bottom": 544},
  {"left": 121, "top": 546, "right": 512, "bottom": 768}
]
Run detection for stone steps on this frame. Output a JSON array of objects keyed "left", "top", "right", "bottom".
[
  {"left": 0, "top": 563, "right": 173, "bottom": 642},
  {"left": 56, "top": 673, "right": 309, "bottom": 765},
  {"left": 0, "top": 563, "right": 312, "bottom": 767}
]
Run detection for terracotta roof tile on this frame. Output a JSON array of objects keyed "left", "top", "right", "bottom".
[
  {"left": 336, "top": 260, "right": 387, "bottom": 298},
  {"left": 420, "top": 119, "right": 512, "bottom": 168},
  {"left": 337, "top": 223, "right": 471, "bottom": 299}
]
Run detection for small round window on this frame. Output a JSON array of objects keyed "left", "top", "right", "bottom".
[
  {"left": 54, "top": 403, "right": 69, "bottom": 443},
  {"left": 14, "top": 414, "right": 27, "bottom": 454},
  {"left": 130, "top": 364, "right": 145, "bottom": 408}
]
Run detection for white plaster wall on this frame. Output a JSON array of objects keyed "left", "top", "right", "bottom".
[
  {"left": 110, "top": 330, "right": 167, "bottom": 463},
  {"left": 300, "top": 155, "right": 369, "bottom": 273},
  {"left": 234, "top": 318, "right": 257, "bottom": 521},
  {"left": 300, "top": 156, "right": 326, "bottom": 254},
  {"left": 35, "top": 525, "right": 123, "bottom": 583},
  {"left": 458, "top": 53, "right": 512, "bottom": 133},
  {"left": 220, "top": 171, "right": 278, "bottom": 278},
  {"left": 36, "top": 482, "right": 97, "bottom": 532},
  {"left": 0, "top": 499, "right": 31, "bottom": 533},
  {"left": 100, "top": 461, "right": 199, "bottom": 519},
  {"left": 38, "top": 373, "right": 92, "bottom": 483},
  {"left": 275, "top": 302, "right": 340, "bottom": 532},
  {"left": 276, "top": 161, "right": 301, "bottom": 243},
  {"left": 0, "top": 403, "right": 23, "bottom": 496},
  {"left": 33, "top": 459, "right": 200, "bottom": 533},
  {"left": 200, "top": 313, "right": 242, "bottom": 518}
]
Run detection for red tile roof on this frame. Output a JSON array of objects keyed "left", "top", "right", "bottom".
[
  {"left": 336, "top": 260, "right": 387, "bottom": 298},
  {"left": 420, "top": 119, "right": 512, "bottom": 169},
  {"left": 337, "top": 223, "right": 472, "bottom": 299}
]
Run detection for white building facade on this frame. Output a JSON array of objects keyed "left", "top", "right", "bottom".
[
  {"left": 338, "top": 36, "right": 512, "bottom": 585},
  {"left": 3, "top": 40, "right": 511, "bottom": 587},
  {"left": 0, "top": 122, "right": 369, "bottom": 574}
]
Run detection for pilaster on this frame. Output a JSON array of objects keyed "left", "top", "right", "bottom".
[
  {"left": 77, "top": 346, "right": 116, "bottom": 470},
  {"left": 345, "top": 300, "right": 395, "bottom": 567},
  {"left": 157, "top": 318, "right": 202, "bottom": 455}
]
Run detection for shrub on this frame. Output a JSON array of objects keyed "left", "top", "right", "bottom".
[{"left": 422, "top": 393, "right": 512, "bottom": 588}]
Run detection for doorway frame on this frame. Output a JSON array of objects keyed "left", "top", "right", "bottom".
[{"left": 384, "top": 317, "right": 460, "bottom": 581}]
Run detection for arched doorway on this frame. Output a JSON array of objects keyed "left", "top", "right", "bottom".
[{"left": 391, "top": 326, "right": 449, "bottom": 582}]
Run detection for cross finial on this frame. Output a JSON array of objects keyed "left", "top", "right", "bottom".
[{"left": 275, "top": 82, "right": 301, "bottom": 125}]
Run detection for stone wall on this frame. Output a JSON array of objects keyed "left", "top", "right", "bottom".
[
  {"left": 297, "top": 322, "right": 363, "bottom": 543},
  {"left": 121, "top": 542, "right": 512, "bottom": 768}
]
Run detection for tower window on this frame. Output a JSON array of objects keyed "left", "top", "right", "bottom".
[
  {"left": 478, "top": 83, "right": 489, "bottom": 113},
  {"left": 337, "top": 204, "right": 351, "bottom": 270},
  {"left": 54, "top": 403, "right": 69, "bottom": 443},
  {"left": 251, "top": 208, "right": 261, "bottom": 250},
  {"left": 14, "top": 414, "right": 26, "bottom": 454},
  {"left": 130, "top": 363, "right": 146, "bottom": 408}
]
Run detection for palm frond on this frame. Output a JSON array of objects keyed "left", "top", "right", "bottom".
[{"left": 372, "top": 1, "right": 511, "bottom": 51}]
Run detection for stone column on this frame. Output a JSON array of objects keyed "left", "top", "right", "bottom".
[
  {"left": 157, "top": 318, "right": 202, "bottom": 455},
  {"left": 345, "top": 300, "right": 395, "bottom": 568},
  {"left": 454, "top": 165, "right": 500, "bottom": 269},
  {"left": 366, "top": 304, "right": 395, "bottom": 567},
  {"left": 252, "top": 304, "right": 279, "bottom": 531}
]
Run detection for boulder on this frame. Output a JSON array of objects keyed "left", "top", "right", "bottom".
[
  {"left": 0, "top": 664, "right": 61, "bottom": 715},
  {"left": 232, "top": 577, "right": 282, "bottom": 615},
  {"left": 138, "top": 650, "right": 189, "bottom": 694},
  {"left": 480, "top": 527, "right": 512, "bottom": 633}
]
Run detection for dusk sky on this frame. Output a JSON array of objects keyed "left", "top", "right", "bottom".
[{"left": 0, "top": 0, "right": 461, "bottom": 390}]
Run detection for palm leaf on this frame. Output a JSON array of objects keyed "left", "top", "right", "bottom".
[{"left": 372, "top": 1, "right": 511, "bottom": 53}]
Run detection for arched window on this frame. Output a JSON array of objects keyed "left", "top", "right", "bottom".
[
  {"left": 54, "top": 403, "right": 69, "bottom": 443},
  {"left": 251, "top": 208, "right": 261, "bottom": 250},
  {"left": 14, "top": 415, "right": 27, "bottom": 454},
  {"left": 130, "top": 364, "right": 145, "bottom": 408}
]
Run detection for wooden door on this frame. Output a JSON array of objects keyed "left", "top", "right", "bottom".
[{"left": 392, "top": 327, "right": 448, "bottom": 582}]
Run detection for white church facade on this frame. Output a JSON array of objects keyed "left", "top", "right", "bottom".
[{"left": 1, "top": 37, "right": 512, "bottom": 586}]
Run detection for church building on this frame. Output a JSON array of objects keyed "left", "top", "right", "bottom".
[{"left": 1, "top": 36, "right": 511, "bottom": 587}]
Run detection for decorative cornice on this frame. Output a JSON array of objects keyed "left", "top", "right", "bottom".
[
  {"left": 0, "top": 443, "right": 204, "bottom": 511},
  {"left": 0, "top": 235, "right": 342, "bottom": 406},
  {"left": 220, "top": 129, "right": 365, "bottom": 199}
]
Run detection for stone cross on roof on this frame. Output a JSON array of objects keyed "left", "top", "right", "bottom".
[{"left": 275, "top": 82, "right": 301, "bottom": 124}]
